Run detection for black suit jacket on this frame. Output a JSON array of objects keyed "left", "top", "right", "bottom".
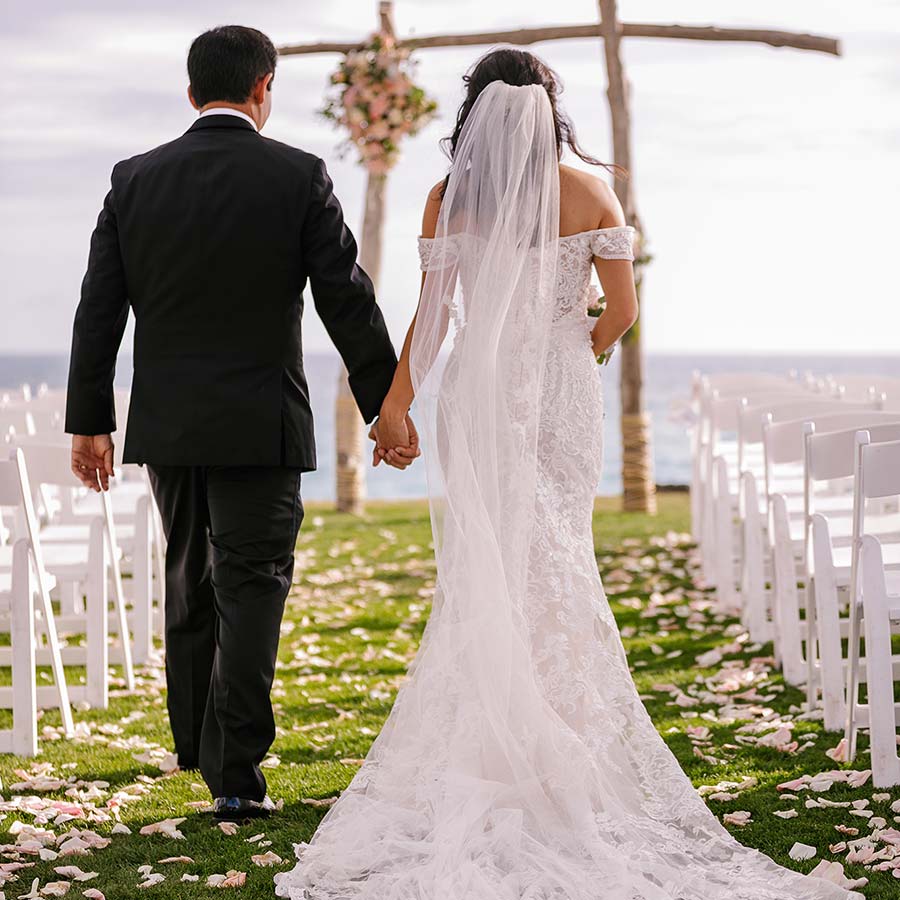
[{"left": 65, "top": 114, "right": 397, "bottom": 469}]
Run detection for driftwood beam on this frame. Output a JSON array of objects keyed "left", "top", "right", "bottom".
[{"left": 278, "top": 22, "right": 840, "bottom": 58}]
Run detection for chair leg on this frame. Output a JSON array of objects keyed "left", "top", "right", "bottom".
[
  {"left": 861, "top": 537, "right": 900, "bottom": 786},
  {"left": 132, "top": 496, "right": 153, "bottom": 666},
  {"left": 771, "top": 495, "right": 805, "bottom": 684},
  {"left": 86, "top": 517, "right": 109, "bottom": 709},
  {"left": 101, "top": 493, "right": 134, "bottom": 691},
  {"left": 11, "top": 540, "right": 37, "bottom": 757},
  {"left": 810, "top": 516, "right": 846, "bottom": 730},
  {"left": 33, "top": 562, "right": 74, "bottom": 737},
  {"left": 805, "top": 578, "right": 819, "bottom": 710},
  {"left": 844, "top": 601, "right": 863, "bottom": 761}
]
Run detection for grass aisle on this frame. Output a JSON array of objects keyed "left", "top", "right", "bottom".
[{"left": 0, "top": 494, "right": 893, "bottom": 898}]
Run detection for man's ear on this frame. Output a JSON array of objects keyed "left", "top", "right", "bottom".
[
  {"left": 187, "top": 85, "right": 200, "bottom": 111},
  {"left": 253, "top": 73, "right": 273, "bottom": 105}
]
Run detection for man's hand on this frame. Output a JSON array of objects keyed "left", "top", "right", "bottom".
[
  {"left": 369, "top": 414, "right": 421, "bottom": 470},
  {"left": 71, "top": 434, "right": 115, "bottom": 492}
]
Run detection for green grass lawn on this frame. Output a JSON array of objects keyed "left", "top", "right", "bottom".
[{"left": 0, "top": 492, "right": 892, "bottom": 898}]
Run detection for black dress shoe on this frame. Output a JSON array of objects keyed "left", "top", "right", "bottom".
[{"left": 212, "top": 795, "right": 276, "bottom": 821}]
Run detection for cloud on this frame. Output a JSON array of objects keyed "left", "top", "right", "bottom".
[{"left": 3, "top": 0, "right": 899, "bottom": 353}]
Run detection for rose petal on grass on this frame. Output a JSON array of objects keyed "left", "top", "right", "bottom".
[
  {"left": 251, "top": 851, "right": 282, "bottom": 866},
  {"left": 789, "top": 842, "right": 817, "bottom": 861},
  {"left": 809, "top": 859, "right": 868, "bottom": 890},
  {"left": 207, "top": 871, "right": 246, "bottom": 888},
  {"left": 53, "top": 867, "right": 98, "bottom": 881},
  {"left": 723, "top": 811, "right": 752, "bottom": 827},
  {"left": 825, "top": 738, "right": 848, "bottom": 762},
  {"left": 138, "top": 818, "right": 185, "bottom": 840}
]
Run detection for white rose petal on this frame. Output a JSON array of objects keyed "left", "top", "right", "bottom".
[
  {"left": 53, "top": 868, "right": 97, "bottom": 882},
  {"left": 789, "top": 842, "right": 817, "bottom": 861}
]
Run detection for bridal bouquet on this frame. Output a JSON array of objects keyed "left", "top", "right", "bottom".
[
  {"left": 322, "top": 31, "right": 438, "bottom": 175},
  {"left": 586, "top": 284, "right": 618, "bottom": 367}
]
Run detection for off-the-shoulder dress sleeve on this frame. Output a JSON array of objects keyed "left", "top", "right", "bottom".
[
  {"left": 589, "top": 225, "right": 636, "bottom": 261},
  {"left": 417, "top": 235, "right": 461, "bottom": 271}
]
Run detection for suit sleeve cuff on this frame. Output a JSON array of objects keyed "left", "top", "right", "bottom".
[{"left": 348, "top": 360, "right": 398, "bottom": 425}]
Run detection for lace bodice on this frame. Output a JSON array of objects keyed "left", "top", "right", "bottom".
[{"left": 417, "top": 225, "right": 635, "bottom": 322}]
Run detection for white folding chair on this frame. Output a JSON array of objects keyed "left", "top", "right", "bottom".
[
  {"left": 12, "top": 443, "right": 135, "bottom": 706},
  {"left": 690, "top": 373, "right": 805, "bottom": 557},
  {"left": 0, "top": 448, "right": 74, "bottom": 751},
  {"left": 700, "top": 387, "right": 813, "bottom": 602},
  {"left": 713, "top": 397, "right": 864, "bottom": 617},
  {"left": 751, "top": 411, "right": 900, "bottom": 650},
  {"left": 845, "top": 436, "right": 900, "bottom": 760},
  {"left": 801, "top": 421, "right": 900, "bottom": 727}
]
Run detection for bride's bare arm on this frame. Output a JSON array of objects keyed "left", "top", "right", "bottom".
[
  {"left": 588, "top": 182, "right": 639, "bottom": 357},
  {"left": 375, "top": 183, "right": 445, "bottom": 464}
]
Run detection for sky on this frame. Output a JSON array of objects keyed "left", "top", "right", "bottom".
[{"left": 2, "top": 0, "right": 899, "bottom": 356}]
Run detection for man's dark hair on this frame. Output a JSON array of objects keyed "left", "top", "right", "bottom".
[{"left": 188, "top": 26, "right": 277, "bottom": 106}]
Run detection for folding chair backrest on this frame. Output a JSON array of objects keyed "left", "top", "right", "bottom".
[
  {"left": 711, "top": 390, "right": 810, "bottom": 434},
  {"left": 13, "top": 443, "right": 75, "bottom": 488},
  {"left": 12, "top": 442, "right": 81, "bottom": 519},
  {"left": 808, "top": 424, "right": 900, "bottom": 483},
  {"left": 768, "top": 411, "right": 900, "bottom": 468},
  {"left": 0, "top": 449, "right": 51, "bottom": 592},
  {"left": 741, "top": 399, "right": 870, "bottom": 446},
  {"left": 829, "top": 374, "right": 900, "bottom": 399},
  {"left": 860, "top": 438, "right": 900, "bottom": 501},
  {"left": 699, "top": 373, "right": 799, "bottom": 397}
]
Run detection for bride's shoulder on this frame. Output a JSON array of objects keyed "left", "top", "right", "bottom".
[
  {"left": 559, "top": 165, "right": 624, "bottom": 228},
  {"left": 420, "top": 179, "right": 446, "bottom": 239}
]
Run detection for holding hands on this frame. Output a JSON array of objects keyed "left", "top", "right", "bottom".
[{"left": 369, "top": 409, "right": 420, "bottom": 470}]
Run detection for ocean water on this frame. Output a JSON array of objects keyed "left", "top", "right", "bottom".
[{"left": 3, "top": 352, "right": 898, "bottom": 501}]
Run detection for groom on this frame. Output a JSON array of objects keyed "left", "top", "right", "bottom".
[{"left": 65, "top": 25, "right": 417, "bottom": 819}]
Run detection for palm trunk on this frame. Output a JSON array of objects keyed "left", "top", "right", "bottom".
[
  {"left": 598, "top": 0, "right": 657, "bottom": 514},
  {"left": 335, "top": 171, "right": 388, "bottom": 514}
]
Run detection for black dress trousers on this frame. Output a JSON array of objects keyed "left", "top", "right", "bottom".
[{"left": 147, "top": 464, "right": 303, "bottom": 801}]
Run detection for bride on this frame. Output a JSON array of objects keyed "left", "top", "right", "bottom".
[{"left": 276, "top": 49, "right": 861, "bottom": 900}]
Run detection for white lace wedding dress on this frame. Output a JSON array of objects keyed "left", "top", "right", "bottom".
[
  {"left": 275, "top": 224, "right": 860, "bottom": 900},
  {"left": 276, "top": 82, "right": 860, "bottom": 900}
]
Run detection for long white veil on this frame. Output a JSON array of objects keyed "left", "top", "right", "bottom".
[{"left": 409, "top": 79, "right": 560, "bottom": 733}]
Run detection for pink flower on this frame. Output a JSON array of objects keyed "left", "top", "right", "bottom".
[{"left": 368, "top": 93, "right": 390, "bottom": 120}]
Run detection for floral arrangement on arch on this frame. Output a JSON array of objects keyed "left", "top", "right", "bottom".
[{"left": 321, "top": 31, "right": 438, "bottom": 175}]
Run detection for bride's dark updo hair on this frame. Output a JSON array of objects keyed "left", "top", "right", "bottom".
[{"left": 440, "top": 48, "right": 625, "bottom": 184}]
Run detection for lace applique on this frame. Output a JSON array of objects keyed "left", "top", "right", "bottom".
[
  {"left": 587, "top": 225, "right": 636, "bottom": 260},
  {"left": 417, "top": 235, "right": 460, "bottom": 271}
]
